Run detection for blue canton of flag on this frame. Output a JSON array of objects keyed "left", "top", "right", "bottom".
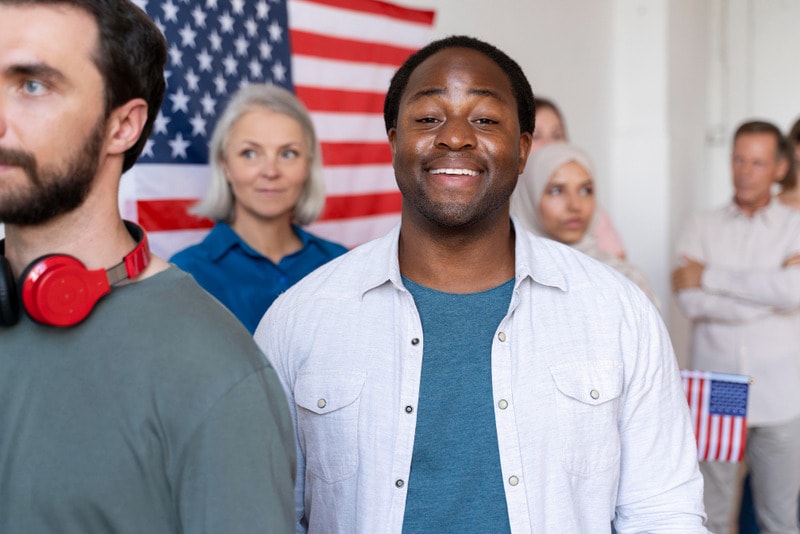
[
  {"left": 709, "top": 379, "right": 748, "bottom": 417},
  {"left": 132, "top": 0, "right": 292, "bottom": 164}
]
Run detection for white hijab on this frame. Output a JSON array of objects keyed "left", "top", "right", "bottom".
[
  {"left": 511, "top": 142, "right": 661, "bottom": 309},
  {"left": 511, "top": 142, "right": 600, "bottom": 256}
]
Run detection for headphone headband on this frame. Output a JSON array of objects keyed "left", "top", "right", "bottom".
[{"left": 0, "top": 221, "right": 151, "bottom": 327}]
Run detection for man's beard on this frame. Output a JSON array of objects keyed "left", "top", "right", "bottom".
[{"left": 0, "top": 119, "right": 105, "bottom": 226}]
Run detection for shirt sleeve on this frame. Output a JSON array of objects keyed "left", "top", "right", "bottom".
[
  {"left": 673, "top": 213, "right": 779, "bottom": 322},
  {"left": 175, "top": 368, "right": 297, "bottom": 534},
  {"left": 701, "top": 265, "right": 800, "bottom": 311},
  {"left": 613, "top": 295, "right": 708, "bottom": 533},
  {"left": 255, "top": 309, "right": 308, "bottom": 534},
  {"left": 675, "top": 288, "right": 775, "bottom": 323}
]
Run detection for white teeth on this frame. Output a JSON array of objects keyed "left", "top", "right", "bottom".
[{"left": 429, "top": 168, "right": 479, "bottom": 176}]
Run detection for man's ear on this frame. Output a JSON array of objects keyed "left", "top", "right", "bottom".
[
  {"left": 105, "top": 98, "right": 148, "bottom": 156},
  {"left": 388, "top": 128, "right": 397, "bottom": 156},
  {"left": 775, "top": 155, "right": 790, "bottom": 183},
  {"left": 518, "top": 131, "right": 533, "bottom": 174}
]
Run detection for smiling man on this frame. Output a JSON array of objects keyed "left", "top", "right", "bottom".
[
  {"left": 0, "top": 0, "right": 294, "bottom": 531},
  {"left": 673, "top": 120, "right": 800, "bottom": 534},
  {"left": 257, "top": 35, "right": 707, "bottom": 533}
]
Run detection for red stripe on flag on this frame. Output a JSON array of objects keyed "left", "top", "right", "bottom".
[
  {"left": 300, "top": 0, "right": 435, "bottom": 24},
  {"left": 321, "top": 142, "right": 392, "bottom": 166},
  {"left": 693, "top": 378, "right": 703, "bottom": 443},
  {"left": 290, "top": 30, "right": 417, "bottom": 66},
  {"left": 137, "top": 199, "right": 214, "bottom": 232},
  {"left": 737, "top": 420, "right": 747, "bottom": 462},
  {"left": 320, "top": 191, "right": 401, "bottom": 221},
  {"left": 712, "top": 417, "right": 723, "bottom": 461},
  {"left": 296, "top": 86, "right": 386, "bottom": 114}
]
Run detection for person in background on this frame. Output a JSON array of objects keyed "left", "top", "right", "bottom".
[
  {"left": 779, "top": 116, "right": 800, "bottom": 210},
  {"left": 739, "top": 115, "right": 800, "bottom": 534},
  {"left": 529, "top": 97, "right": 567, "bottom": 150},
  {"left": 0, "top": 0, "right": 295, "bottom": 531},
  {"left": 171, "top": 84, "right": 347, "bottom": 333},
  {"left": 527, "top": 97, "right": 628, "bottom": 259},
  {"left": 673, "top": 120, "right": 800, "bottom": 534},
  {"left": 256, "top": 34, "right": 707, "bottom": 533},
  {"left": 511, "top": 142, "right": 660, "bottom": 308}
]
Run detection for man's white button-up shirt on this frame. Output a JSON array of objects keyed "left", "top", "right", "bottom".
[{"left": 256, "top": 222, "right": 707, "bottom": 533}]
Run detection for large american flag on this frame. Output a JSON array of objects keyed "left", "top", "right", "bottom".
[
  {"left": 681, "top": 370, "right": 750, "bottom": 463},
  {"left": 123, "top": 0, "right": 435, "bottom": 258}
]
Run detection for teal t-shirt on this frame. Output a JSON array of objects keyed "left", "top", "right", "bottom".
[{"left": 402, "top": 277, "right": 514, "bottom": 534}]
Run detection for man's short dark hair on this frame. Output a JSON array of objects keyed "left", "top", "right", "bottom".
[
  {"left": 383, "top": 35, "right": 535, "bottom": 135},
  {"left": 734, "top": 120, "right": 788, "bottom": 160},
  {"left": 734, "top": 120, "right": 791, "bottom": 185},
  {"left": 2, "top": 0, "right": 167, "bottom": 172}
]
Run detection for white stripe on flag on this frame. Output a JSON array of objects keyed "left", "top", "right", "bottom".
[
  {"left": 307, "top": 213, "right": 400, "bottom": 249},
  {"left": 125, "top": 165, "right": 211, "bottom": 200},
  {"left": 311, "top": 112, "right": 389, "bottom": 143},
  {"left": 288, "top": 0, "right": 434, "bottom": 47},
  {"left": 323, "top": 165, "right": 398, "bottom": 196},
  {"left": 292, "top": 55, "right": 397, "bottom": 92}
]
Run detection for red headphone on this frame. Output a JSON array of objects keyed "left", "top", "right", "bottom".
[{"left": 0, "top": 221, "right": 150, "bottom": 327}]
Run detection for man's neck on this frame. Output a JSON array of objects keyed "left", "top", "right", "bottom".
[
  {"left": 734, "top": 195, "right": 772, "bottom": 217},
  {"left": 398, "top": 213, "right": 516, "bottom": 293}
]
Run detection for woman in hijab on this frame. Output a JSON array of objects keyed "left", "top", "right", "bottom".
[
  {"left": 511, "top": 142, "right": 660, "bottom": 308},
  {"left": 528, "top": 97, "right": 627, "bottom": 259}
]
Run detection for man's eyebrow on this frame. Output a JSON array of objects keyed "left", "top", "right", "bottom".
[
  {"left": 406, "top": 87, "right": 445, "bottom": 103},
  {"left": 5, "top": 62, "right": 66, "bottom": 84},
  {"left": 406, "top": 86, "right": 505, "bottom": 103}
]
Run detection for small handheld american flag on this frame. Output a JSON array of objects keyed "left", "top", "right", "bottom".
[{"left": 681, "top": 370, "right": 751, "bottom": 463}]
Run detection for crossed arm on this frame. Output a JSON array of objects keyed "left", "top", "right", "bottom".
[{"left": 671, "top": 252, "right": 800, "bottom": 322}]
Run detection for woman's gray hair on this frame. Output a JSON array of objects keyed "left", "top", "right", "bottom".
[{"left": 191, "top": 83, "right": 326, "bottom": 225}]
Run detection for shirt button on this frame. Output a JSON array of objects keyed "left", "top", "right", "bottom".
[
  {"left": 498, "top": 399, "right": 508, "bottom": 410},
  {"left": 405, "top": 405, "right": 413, "bottom": 413},
  {"left": 395, "top": 479, "right": 405, "bottom": 488},
  {"left": 590, "top": 390, "right": 600, "bottom": 400},
  {"left": 317, "top": 399, "right": 327, "bottom": 409},
  {"left": 508, "top": 476, "right": 519, "bottom": 486},
  {"left": 411, "top": 338, "right": 420, "bottom": 346},
  {"left": 498, "top": 332, "right": 507, "bottom": 342}
]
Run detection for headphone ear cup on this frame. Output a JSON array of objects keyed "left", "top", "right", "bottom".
[
  {"left": 0, "top": 255, "right": 21, "bottom": 327},
  {"left": 20, "top": 254, "right": 111, "bottom": 327}
]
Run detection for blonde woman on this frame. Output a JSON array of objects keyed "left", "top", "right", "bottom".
[{"left": 171, "top": 84, "right": 347, "bottom": 332}]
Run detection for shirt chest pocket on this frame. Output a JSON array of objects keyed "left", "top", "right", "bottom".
[
  {"left": 549, "top": 359, "right": 622, "bottom": 476},
  {"left": 295, "top": 370, "right": 366, "bottom": 483}
]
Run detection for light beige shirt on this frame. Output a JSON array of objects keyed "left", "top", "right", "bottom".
[{"left": 675, "top": 199, "right": 800, "bottom": 425}]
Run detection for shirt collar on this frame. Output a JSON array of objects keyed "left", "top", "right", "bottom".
[
  {"left": 511, "top": 216, "right": 568, "bottom": 292},
  {"left": 204, "top": 221, "right": 316, "bottom": 261},
  {"left": 356, "top": 217, "right": 568, "bottom": 298},
  {"left": 723, "top": 196, "right": 781, "bottom": 223},
  {"left": 359, "top": 224, "right": 403, "bottom": 297}
]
